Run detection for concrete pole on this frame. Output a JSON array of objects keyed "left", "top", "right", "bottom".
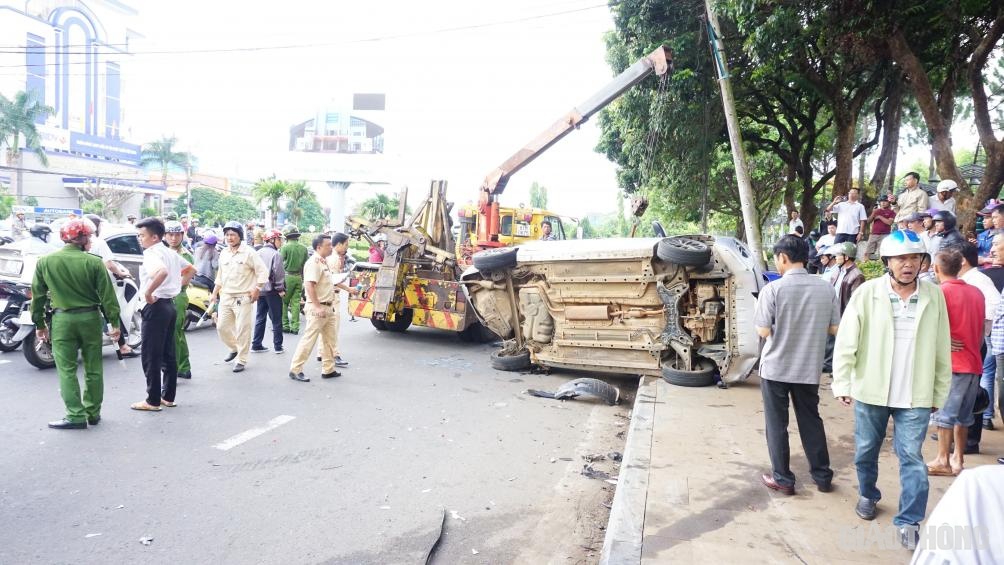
[
  {"left": 705, "top": 0, "right": 765, "bottom": 269},
  {"left": 327, "top": 181, "right": 349, "bottom": 233}
]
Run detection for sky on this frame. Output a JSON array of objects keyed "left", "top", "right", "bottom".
[{"left": 125, "top": 0, "right": 626, "bottom": 218}]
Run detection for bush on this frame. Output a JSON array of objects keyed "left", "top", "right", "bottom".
[{"left": 858, "top": 260, "right": 886, "bottom": 280}]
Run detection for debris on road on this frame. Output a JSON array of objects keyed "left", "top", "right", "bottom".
[
  {"left": 450, "top": 510, "right": 466, "bottom": 522},
  {"left": 85, "top": 533, "right": 102, "bottom": 538},
  {"left": 608, "top": 451, "right": 623, "bottom": 462},
  {"left": 582, "top": 453, "right": 606, "bottom": 463},
  {"left": 580, "top": 464, "right": 611, "bottom": 481},
  {"left": 424, "top": 509, "right": 447, "bottom": 565},
  {"left": 139, "top": 537, "right": 154, "bottom": 546},
  {"left": 526, "top": 378, "right": 620, "bottom": 406},
  {"left": 472, "top": 548, "right": 480, "bottom": 555}
]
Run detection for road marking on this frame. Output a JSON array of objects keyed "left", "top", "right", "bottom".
[
  {"left": 213, "top": 415, "right": 295, "bottom": 451},
  {"left": 0, "top": 360, "right": 9, "bottom": 365}
]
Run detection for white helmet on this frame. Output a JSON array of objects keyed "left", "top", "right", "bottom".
[
  {"left": 824, "top": 242, "right": 857, "bottom": 259},
  {"left": 879, "top": 230, "right": 927, "bottom": 258},
  {"left": 936, "top": 179, "right": 958, "bottom": 192}
]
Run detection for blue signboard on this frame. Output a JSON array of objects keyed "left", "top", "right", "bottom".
[{"left": 69, "top": 132, "right": 141, "bottom": 164}]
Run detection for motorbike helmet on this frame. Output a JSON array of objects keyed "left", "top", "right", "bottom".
[
  {"left": 222, "top": 220, "right": 244, "bottom": 241},
  {"left": 59, "top": 219, "right": 94, "bottom": 243},
  {"left": 165, "top": 220, "right": 185, "bottom": 234},
  {"left": 165, "top": 212, "right": 179, "bottom": 221},
  {"left": 880, "top": 229, "right": 927, "bottom": 259},
  {"left": 263, "top": 229, "right": 283, "bottom": 243},
  {"left": 84, "top": 213, "right": 103, "bottom": 232},
  {"left": 283, "top": 225, "right": 301, "bottom": 238},
  {"left": 825, "top": 242, "right": 857, "bottom": 259},
  {"left": 204, "top": 234, "right": 218, "bottom": 245},
  {"left": 29, "top": 223, "right": 52, "bottom": 243},
  {"left": 932, "top": 210, "right": 957, "bottom": 231}
]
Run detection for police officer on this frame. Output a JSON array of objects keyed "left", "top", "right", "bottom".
[
  {"left": 33, "top": 219, "right": 120, "bottom": 429},
  {"left": 280, "top": 225, "right": 308, "bottom": 334},
  {"left": 209, "top": 221, "right": 267, "bottom": 372},
  {"left": 288, "top": 234, "right": 344, "bottom": 382},
  {"left": 164, "top": 221, "right": 195, "bottom": 380}
]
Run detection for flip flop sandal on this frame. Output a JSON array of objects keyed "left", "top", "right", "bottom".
[
  {"left": 161, "top": 400, "right": 177, "bottom": 408},
  {"left": 130, "top": 402, "right": 161, "bottom": 412},
  {"left": 926, "top": 464, "right": 955, "bottom": 476}
]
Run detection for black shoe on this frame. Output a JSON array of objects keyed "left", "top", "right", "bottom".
[
  {"left": 233, "top": 363, "right": 245, "bottom": 373},
  {"left": 816, "top": 482, "right": 833, "bottom": 493},
  {"left": 116, "top": 349, "right": 140, "bottom": 360},
  {"left": 223, "top": 351, "right": 238, "bottom": 362},
  {"left": 984, "top": 419, "right": 995, "bottom": 431},
  {"left": 48, "top": 418, "right": 86, "bottom": 430},
  {"left": 321, "top": 370, "right": 341, "bottom": 379},
  {"left": 289, "top": 371, "right": 309, "bottom": 382},
  {"left": 316, "top": 355, "right": 321, "bottom": 362},
  {"left": 274, "top": 346, "right": 285, "bottom": 354},
  {"left": 965, "top": 445, "right": 980, "bottom": 455},
  {"left": 251, "top": 345, "right": 269, "bottom": 353},
  {"left": 87, "top": 415, "right": 101, "bottom": 426},
  {"left": 177, "top": 371, "right": 192, "bottom": 380},
  {"left": 899, "top": 525, "right": 919, "bottom": 550},
  {"left": 335, "top": 356, "right": 349, "bottom": 368},
  {"left": 998, "top": 456, "right": 1004, "bottom": 465},
  {"left": 855, "top": 496, "right": 877, "bottom": 520}
]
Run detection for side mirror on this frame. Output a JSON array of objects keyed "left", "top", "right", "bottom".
[{"left": 651, "top": 221, "right": 667, "bottom": 238}]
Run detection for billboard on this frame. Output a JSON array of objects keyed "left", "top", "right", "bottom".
[{"left": 69, "top": 132, "right": 142, "bottom": 164}]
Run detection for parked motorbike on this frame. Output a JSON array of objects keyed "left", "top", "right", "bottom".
[
  {"left": 13, "top": 274, "right": 144, "bottom": 369},
  {"left": 0, "top": 280, "right": 31, "bottom": 352},
  {"left": 185, "top": 275, "right": 214, "bottom": 330}
]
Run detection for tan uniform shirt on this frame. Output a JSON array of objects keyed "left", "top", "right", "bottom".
[
  {"left": 217, "top": 243, "right": 268, "bottom": 295},
  {"left": 305, "top": 255, "right": 337, "bottom": 304},
  {"left": 896, "top": 187, "right": 930, "bottom": 221}
]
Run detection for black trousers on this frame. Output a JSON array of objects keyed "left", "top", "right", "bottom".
[
  {"left": 834, "top": 233, "right": 858, "bottom": 244},
  {"left": 761, "top": 379, "right": 833, "bottom": 487},
  {"left": 141, "top": 298, "right": 177, "bottom": 406},
  {"left": 252, "top": 293, "right": 283, "bottom": 349}
]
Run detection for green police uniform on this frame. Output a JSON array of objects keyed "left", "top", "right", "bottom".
[
  {"left": 32, "top": 245, "right": 120, "bottom": 424},
  {"left": 280, "top": 239, "right": 309, "bottom": 332},
  {"left": 173, "top": 247, "right": 194, "bottom": 376}
]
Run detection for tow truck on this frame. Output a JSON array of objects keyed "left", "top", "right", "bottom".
[{"left": 346, "top": 45, "right": 674, "bottom": 338}]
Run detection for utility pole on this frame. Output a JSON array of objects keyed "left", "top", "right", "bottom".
[
  {"left": 185, "top": 160, "right": 193, "bottom": 222},
  {"left": 705, "top": 0, "right": 765, "bottom": 268}
]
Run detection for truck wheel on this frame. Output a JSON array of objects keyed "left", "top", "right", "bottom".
[
  {"left": 370, "top": 318, "right": 388, "bottom": 331},
  {"left": 661, "top": 357, "right": 716, "bottom": 387},
  {"left": 473, "top": 247, "right": 518, "bottom": 271},
  {"left": 384, "top": 308, "right": 413, "bottom": 332},
  {"left": 23, "top": 332, "right": 56, "bottom": 370},
  {"left": 490, "top": 349, "right": 531, "bottom": 372},
  {"left": 657, "top": 237, "right": 711, "bottom": 267}
]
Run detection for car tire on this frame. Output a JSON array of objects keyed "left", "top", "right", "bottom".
[
  {"left": 384, "top": 308, "right": 413, "bottom": 332},
  {"left": 661, "top": 357, "right": 716, "bottom": 387},
  {"left": 657, "top": 237, "right": 712, "bottom": 267},
  {"left": 490, "top": 349, "right": 531, "bottom": 371},
  {"left": 0, "top": 314, "right": 22, "bottom": 352},
  {"left": 23, "top": 332, "right": 56, "bottom": 369},
  {"left": 472, "top": 247, "right": 518, "bottom": 271},
  {"left": 370, "top": 318, "right": 388, "bottom": 331}
]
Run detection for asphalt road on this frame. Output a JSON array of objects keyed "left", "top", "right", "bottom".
[{"left": 0, "top": 305, "right": 634, "bottom": 564}]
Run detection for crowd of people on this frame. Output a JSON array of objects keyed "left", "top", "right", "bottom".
[
  {"left": 756, "top": 173, "right": 1004, "bottom": 551},
  {"left": 33, "top": 215, "right": 360, "bottom": 426}
]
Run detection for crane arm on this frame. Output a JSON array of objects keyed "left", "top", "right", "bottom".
[{"left": 478, "top": 45, "right": 672, "bottom": 206}]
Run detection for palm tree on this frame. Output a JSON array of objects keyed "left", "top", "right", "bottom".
[
  {"left": 0, "top": 91, "right": 54, "bottom": 204},
  {"left": 283, "top": 180, "right": 312, "bottom": 225},
  {"left": 252, "top": 176, "right": 287, "bottom": 227},
  {"left": 140, "top": 136, "right": 192, "bottom": 213},
  {"left": 357, "top": 193, "right": 400, "bottom": 221}
]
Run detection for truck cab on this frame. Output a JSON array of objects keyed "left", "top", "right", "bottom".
[{"left": 456, "top": 204, "right": 565, "bottom": 266}]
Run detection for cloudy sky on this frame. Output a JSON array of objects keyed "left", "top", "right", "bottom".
[{"left": 125, "top": 0, "right": 625, "bottom": 217}]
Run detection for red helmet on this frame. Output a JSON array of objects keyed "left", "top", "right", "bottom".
[
  {"left": 263, "top": 229, "right": 284, "bottom": 242},
  {"left": 60, "top": 219, "right": 94, "bottom": 243}
]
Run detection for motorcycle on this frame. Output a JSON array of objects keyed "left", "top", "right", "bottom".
[
  {"left": 13, "top": 273, "right": 144, "bottom": 369},
  {"left": 184, "top": 275, "right": 214, "bottom": 331},
  {"left": 0, "top": 280, "right": 31, "bottom": 352}
]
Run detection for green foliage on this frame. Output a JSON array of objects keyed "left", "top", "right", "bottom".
[
  {"left": 290, "top": 196, "right": 326, "bottom": 231},
  {"left": 0, "top": 90, "right": 54, "bottom": 166},
  {"left": 82, "top": 200, "right": 105, "bottom": 215},
  {"left": 858, "top": 260, "right": 886, "bottom": 281},
  {"left": 283, "top": 180, "right": 312, "bottom": 225},
  {"left": 529, "top": 182, "right": 549, "bottom": 209},
  {"left": 140, "top": 136, "right": 192, "bottom": 186},
  {"left": 251, "top": 176, "right": 287, "bottom": 226},
  {"left": 356, "top": 193, "right": 401, "bottom": 221},
  {"left": 140, "top": 206, "right": 158, "bottom": 219},
  {"left": 24, "top": 196, "right": 38, "bottom": 206},
  {"left": 0, "top": 188, "right": 14, "bottom": 219}
]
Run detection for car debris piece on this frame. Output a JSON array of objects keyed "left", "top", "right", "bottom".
[
  {"left": 526, "top": 378, "right": 621, "bottom": 406},
  {"left": 581, "top": 464, "right": 611, "bottom": 481},
  {"left": 139, "top": 537, "right": 154, "bottom": 546},
  {"left": 424, "top": 509, "right": 448, "bottom": 565},
  {"left": 582, "top": 453, "right": 607, "bottom": 463},
  {"left": 608, "top": 451, "right": 623, "bottom": 462}
]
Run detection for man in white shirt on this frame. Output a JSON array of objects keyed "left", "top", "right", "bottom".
[
  {"left": 131, "top": 218, "right": 193, "bottom": 412},
  {"left": 826, "top": 187, "right": 868, "bottom": 245},
  {"left": 815, "top": 222, "right": 837, "bottom": 251},
  {"left": 788, "top": 210, "right": 804, "bottom": 235}
]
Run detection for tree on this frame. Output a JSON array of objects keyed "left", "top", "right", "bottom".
[
  {"left": 140, "top": 136, "right": 192, "bottom": 213},
  {"left": 82, "top": 200, "right": 104, "bottom": 215},
  {"left": 200, "top": 195, "right": 257, "bottom": 227},
  {"left": 529, "top": 181, "right": 549, "bottom": 208},
  {"left": 75, "top": 179, "right": 135, "bottom": 221},
  {"left": 0, "top": 187, "right": 15, "bottom": 219},
  {"left": 0, "top": 90, "right": 53, "bottom": 204},
  {"left": 24, "top": 196, "right": 38, "bottom": 206},
  {"left": 291, "top": 197, "right": 326, "bottom": 231},
  {"left": 356, "top": 193, "right": 401, "bottom": 221},
  {"left": 283, "top": 180, "right": 313, "bottom": 225},
  {"left": 251, "top": 176, "right": 287, "bottom": 227}
]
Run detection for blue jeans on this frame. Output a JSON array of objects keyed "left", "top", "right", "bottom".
[
  {"left": 981, "top": 344, "right": 995, "bottom": 421},
  {"left": 853, "top": 401, "right": 930, "bottom": 527}
]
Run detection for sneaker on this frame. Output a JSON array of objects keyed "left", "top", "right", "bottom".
[
  {"left": 223, "top": 351, "right": 238, "bottom": 362},
  {"left": 233, "top": 363, "right": 245, "bottom": 373},
  {"left": 855, "top": 496, "right": 877, "bottom": 521},
  {"left": 178, "top": 371, "right": 192, "bottom": 380},
  {"left": 335, "top": 356, "right": 349, "bottom": 368},
  {"left": 899, "top": 525, "right": 919, "bottom": 550},
  {"left": 321, "top": 370, "right": 341, "bottom": 379},
  {"left": 274, "top": 346, "right": 285, "bottom": 354},
  {"left": 984, "top": 419, "right": 995, "bottom": 431},
  {"left": 251, "top": 345, "right": 269, "bottom": 353},
  {"left": 289, "top": 371, "right": 309, "bottom": 382}
]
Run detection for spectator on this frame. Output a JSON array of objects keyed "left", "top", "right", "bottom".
[
  {"left": 818, "top": 250, "right": 839, "bottom": 285},
  {"left": 817, "top": 210, "right": 834, "bottom": 236},
  {"left": 825, "top": 188, "right": 867, "bottom": 244},
  {"left": 832, "top": 230, "right": 951, "bottom": 550},
  {"left": 865, "top": 196, "right": 896, "bottom": 259},
  {"left": 251, "top": 230, "right": 286, "bottom": 354},
  {"left": 927, "top": 248, "right": 984, "bottom": 477},
  {"left": 895, "top": 172, "right": 929, "bottom": 220},
  {"left": 540, "top": 220, "right": 558, "bottom": 241},
  {"left": 929, "top": 179, "right": 958, "bottom": 214},
  {"left": 815, "top": 222, "right": 837, "bottom": 251},
  {"left": 755, "top": 235, "right": 839, "bottom": 496},
  {"left": 193, "top": 234, "right": 220, "bottom": 288},
  {"left": 369, "top": 234, "right": 387, "bottom": 263},
  {"left": 931, "top": 211, "right": 966, "bottom": 256},
  {"left": 976, "top": 202, "right": 1004, "bottom": 264},
  {"left": 788, "top": 210, "right": 804, "bottom": 236},
  {"left": 827, "top": 242, "right": 864, "bottom": 315}
]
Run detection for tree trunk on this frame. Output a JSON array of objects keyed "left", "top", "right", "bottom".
[
  {"left": 799, "top": 186, "right": 819, "bottom": 236},
  {"left": 832, "top": 112, "right": 856, "bottom": 198},
  {"left": 870, "top": 74, "right": 903, "bottom": 192}
]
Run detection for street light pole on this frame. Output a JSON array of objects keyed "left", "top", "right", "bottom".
[{"left": 186, "top": 161, "right": 192, "bottom": 222}]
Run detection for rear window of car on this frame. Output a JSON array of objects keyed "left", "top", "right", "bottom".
[{"left": 106, "top": 234, "right": 143, "bottom": 255}]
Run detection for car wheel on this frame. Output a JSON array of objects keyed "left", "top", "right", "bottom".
[
  {"left": 370, "top": 318, "right": 388, "bottom": 331},
  {"left": 490, "top": 348, "right": 531, "bottom": 372},
  {"left": 657, "top": 236, "right": 712, "bottom": 267},
  {"left": 22, "top": 332, "right": 56, "bottom": 369},
  {"left": 661, "top": 357, "right": 716, "bottom": 387},
  {"left": 384, "top": 308, "right": 413, "bottom": 332},
  {"left": 472, "top": 247, "right": 518, "bottom": 271},
  {"left": 0, "top": 314, "right": 22, "bottom": 352}
]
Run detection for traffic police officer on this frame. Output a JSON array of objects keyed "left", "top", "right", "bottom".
[
  {"left": 280, "top": 225, "right": 309, "bottom": 334},
  {"left": 165, "top": 221, "right": 195, "bottom": 379},
  {"left": 33, "top": 219, "right": 120, "bottom": 429},
  {"left": 209, "top": 221, "right": 267, "bottom": 372}
]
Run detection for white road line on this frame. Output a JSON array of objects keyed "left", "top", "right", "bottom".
[
  {"left": 0, "top": 360, "right": 10, "bottom": 365},
  {"left": 213, "top": 415, "right": 296, "bottom": 451}
]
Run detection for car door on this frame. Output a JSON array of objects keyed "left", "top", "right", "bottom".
[{"left": 105, "top": 233, "right": 144, "bottom": 280}]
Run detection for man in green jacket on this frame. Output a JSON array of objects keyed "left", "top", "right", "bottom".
[
  {"left": 832, "top": 230, "right": 952, "bottom": 550},
  {"left": 280, "top": 225, "right": 309, "bottom": 334},
  {"left": 33, "top": 219, "right": 121, "bottom": 429},
  {"left": 165, "top": 221, "right": 196, "bottom": 379}
]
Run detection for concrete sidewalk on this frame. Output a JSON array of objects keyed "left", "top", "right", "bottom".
[{"left": 602, "top": 374, "right": 1004, "bottom": 564}]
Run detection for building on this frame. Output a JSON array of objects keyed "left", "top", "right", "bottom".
[{"left": 0, "top": 1, "right": 162, "bottom": 219}]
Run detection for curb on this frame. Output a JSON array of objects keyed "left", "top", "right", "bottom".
[{"left": 600, "top": 375, "right": 657, "bottom": 565}]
